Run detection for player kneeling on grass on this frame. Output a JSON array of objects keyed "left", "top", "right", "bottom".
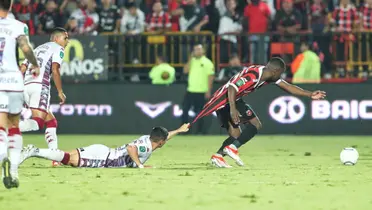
[{"left": 20, "top": 124, "right": 189, "bottom": 168}]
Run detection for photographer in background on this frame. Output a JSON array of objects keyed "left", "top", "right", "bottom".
[
  {"left": 182, "top": 44, "right": 214, "bottom": 135},
  {"left": 149, "top": 55, "right": 175, "bottom": 85},
  {"left": 216, "top": 54, "right": 243, "bottom": 82}
]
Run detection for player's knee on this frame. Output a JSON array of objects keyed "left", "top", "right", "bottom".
[
  {"left": 32, "top": 117, "right": 45, "bottom": 130},
  {"left": 45, "top": 118, "right": 58, "bottom": 128},
  {"left": 250, "top": 119, "right": 262, "bottom": 130}
]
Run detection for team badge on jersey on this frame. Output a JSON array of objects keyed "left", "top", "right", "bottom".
[
  {"left": 139, "top": 146, "right": 146, "bottom": 153},
  {"left": 60, "top": 51, "right": 64, "bottom": 59},
  {"left": 24, "top": 26, "right": 29, "bottom": 36},
  {"left": 246, "top": 110, "right": 253, "bottom": 117}
]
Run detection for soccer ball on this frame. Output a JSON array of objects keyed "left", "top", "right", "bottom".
[{"left": 340, "top": 148, "right": 359, "bottom": 165}]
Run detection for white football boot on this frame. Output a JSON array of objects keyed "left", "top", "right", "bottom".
[
  {"left": 223, "top": 144, "right": 244, "bottom": 166},
  {"left": 210, "top": 154, "right": 232, "bottom": 168}
]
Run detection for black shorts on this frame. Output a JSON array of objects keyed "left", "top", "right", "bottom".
[{"left": 216, "top": 99, "right": 257, "bottom": 129}]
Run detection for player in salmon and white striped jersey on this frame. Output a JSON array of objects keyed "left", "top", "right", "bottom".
[
  {"left": 19, "top": 28, "right": 68, "bottom": 166},
  {"left": 191, "top": 57, "right": 327, "bottom": 168},
  {"left": 0, "top": 0, "right": 40, "bottom": 189},
  {"left": 20, "top": 124, "right": 190, "bottom": 169}
]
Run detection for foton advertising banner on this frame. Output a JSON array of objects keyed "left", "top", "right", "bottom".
[
  {"left": 24, "top": 84, "right": 372, "bottom": 135},
  {"left": 18, "top": 36, "right": 108, "bottom": 82}
]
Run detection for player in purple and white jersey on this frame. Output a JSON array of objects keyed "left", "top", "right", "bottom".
[
  {"left": 19, "top": 27, "right": 68, "bottom": 166},
  {"left": 0, "top": 0, "right": 40, "bottom": 189},
  {"left": 20, "top": 124, "right": 190, "bottom": 168}
]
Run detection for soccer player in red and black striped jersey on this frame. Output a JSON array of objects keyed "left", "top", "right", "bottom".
[{"left": 192, "top": 57, "right": 326, "bottom": 168}]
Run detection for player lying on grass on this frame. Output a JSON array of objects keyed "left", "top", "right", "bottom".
[
  {"left": 20, "top": 124, "right": 190, "bottom": 168},
  {"left": 191, "top": 57, "right": 326, "bottom": 168}
]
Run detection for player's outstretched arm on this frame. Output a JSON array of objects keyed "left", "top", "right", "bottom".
[
  {"left": 277, "top": 80, "right": 326, "bottom": 100},
  {"left": 17, "top": 35, "right": 39, "bottom": 75},
  {"left": 166, "top": 123, "right": 190, "bottom": 141}
]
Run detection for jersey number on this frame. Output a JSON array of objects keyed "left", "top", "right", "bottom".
[{"left": 0, "top": 38, "right": 6, "bottom": 65}]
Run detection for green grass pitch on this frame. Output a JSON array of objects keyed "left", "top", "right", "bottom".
[{"left": 1, "top": 135, "right": 372, "bottom": 210}]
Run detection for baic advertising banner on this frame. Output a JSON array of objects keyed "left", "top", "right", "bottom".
[
  {"left": 18, "top": 36, "right": 108, "bottom": 82},
  {"left": 22, "top": 83, "right": 372, "bottom": 135}
]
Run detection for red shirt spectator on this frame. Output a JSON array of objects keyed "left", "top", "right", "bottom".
[
  {"left": 146, "top": 2, "right": 171, "bottom": 32},
  {"left": 12, "top": 0, "right": 38, "bottom": 35},
  {"left": 168, "top": 0, "right": 180, "bottom": 31},
  {"left": 244, "top": 0, "right": 271, "bottom": 33},
  {"left": 331, "top": 1, "right": 359, "bottom": 32},
  {"left": 360, "top": 1, "right": 372, "bottom": 30}
]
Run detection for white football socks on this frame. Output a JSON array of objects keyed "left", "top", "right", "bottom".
[
  {"left": 36, "top": 148, "right": 64, "bottom": 162},
  {"left": 45, "top": 127, "right": 58, "bottom": 149},
  {"left": 0, "top": 129, "right": 7, "bottom": 162},
  {"left": 8, "top": 130, "right": 23, "bottom": 178},
  {"left": 19, "top": 119, "right": 40, "bottom": 132}
]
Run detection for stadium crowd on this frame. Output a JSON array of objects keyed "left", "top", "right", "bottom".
[{"left": 8, "top": 0, "right": 372, "bottom": 80}]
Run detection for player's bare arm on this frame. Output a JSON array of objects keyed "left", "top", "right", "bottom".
[
  {"left": 17, "top": 35, "right": 39, "bottom": 76},
  {"left": 51, "top": 63, "right": 66, "bottom": 104},
  {"left": 277, "top": 80, "right": 326, "bottom": 100},
  {"left": 127, "top": 145, "right": 144, "bottom": 168},
  {"left": 227, "top": 85, "right": 240, "bottom": 124},
  {"left": 166, "top": 123, "right": 190, "bottom": 141}
]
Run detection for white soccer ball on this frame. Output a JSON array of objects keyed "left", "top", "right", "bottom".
[{"left": 340, "top": 148, "right": 359, "bottom": 165}]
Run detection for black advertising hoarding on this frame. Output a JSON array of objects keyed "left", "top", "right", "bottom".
[
  {"left": 23, "top": 83, "right": 372, "bottom": 135},
  {"left": 18, "top": 36, "right": 108, "bottom": 82}
]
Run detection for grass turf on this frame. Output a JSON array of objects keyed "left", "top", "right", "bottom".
[{"left": 0, "top": 135, "right": 372, "bottom": 210}]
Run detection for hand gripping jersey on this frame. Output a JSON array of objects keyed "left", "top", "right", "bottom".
[{"left": 192, "top": 65, "right": 283, "bottom": 123}]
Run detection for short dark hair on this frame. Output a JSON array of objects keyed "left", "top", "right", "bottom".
[
  {"left": 268, "top": 57, "right": 286, "bottom": 72},
  {"left": 150, "top": 126, "right": 169, "bottom": 142},
  {"left": 50, "top": 27, "right": 67, "bottom": 40},
  {"left": 0, "top": 0, "right": 12, "bottom": 11}
]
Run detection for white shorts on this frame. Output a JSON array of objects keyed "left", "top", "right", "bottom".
[
  {"left": 24, "top": 83, "right": 50, "bottom": 112},
  {"left": 76, "top": 144, "right": 110, "bottom": 168},
  {"left": 0, "top": 91, "right": 24, "bottom": 114}
]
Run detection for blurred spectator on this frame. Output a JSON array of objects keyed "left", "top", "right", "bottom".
[
  {"left": 330, "top": 0, "right": 359, "bottom": 77},
  {"left": 96, "top": 0, "right": 121, "bottom": 33},
  {"left": 244, "top": 0, "right": 271, "bottom": 63},
  {"left": 67, "top": 0, "right": 99, "bottom": 35},
  {"left": 120, "top": 2, "right": 145, "bottom": 35},
  {"left": 182, "top": 44, "right": 214, "bottom": 135},
  {"left": 216, "top": 54, "right": 243, "bottom": 82},
  {"left": 173, "top": 0, "right": 209, "bottom": 32},
  {"left": 141, "top": 0, "right": 168, "bottom": 15},
  {"left": 37, "top": 0, "right": 63, "bottom": 35},
  {"left": 215, "top": 0, "right": 227, "bottom": 16},
  {"left": 146, "top": 2, "right": 171, "bottom": 33},
  {"left": 12, "top": 0, "right": 39, "bottom": 35},
  {"left": 203, "top": 0, "right": 220, "bottom": 33},
  {"left": 60, "top": 0, "right": 79, "bottom": 15},
  {"left": 308, "top": 0, "right": 328, "bottom": 33},
  {"left": 265, "top": 0, "right": 277, "bottom": 18},
  {"left": 330, "top": 0, "right": 359, "bottom": 33},
  {"left": 359, "top": 0, "right": 372, "bottom": 77},
  {"left": 149, "top": 55, "right": 176, "bottom": 85},
  {"left": 218, "top": 0, "right": 243, "bottom": 63},
  {"left": 172, "top": 0, "right": 209, "bottom": 62},
  {"left": 274, "top": 0, "right": 302, "bottom": 40},
  {"left": 291, "top": 42, "right": 321, "bottom": 83},
  {"left": 308, "top": 0, "right": 331, "bottom": 78},
  {"left": 168, "top": 0, "right": 180, "bottom": 31}
]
